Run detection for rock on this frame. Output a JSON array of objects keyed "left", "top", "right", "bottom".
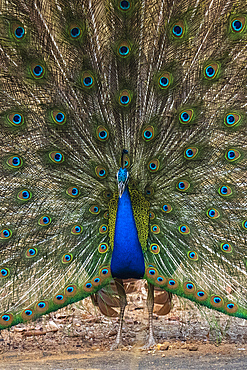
[
  {"left": 157, "top": 342, "right": 169, "bottom": 351},
  {"left": 187, "top": 344, "right": 198, "bottom": 351}
]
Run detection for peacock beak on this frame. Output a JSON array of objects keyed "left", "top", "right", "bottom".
[{"left": 118, "top": 181, "right": 126, "bottom": 198}]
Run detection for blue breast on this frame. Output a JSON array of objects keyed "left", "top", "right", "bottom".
[{"left": 110, "top": 187, "right": 145, "bottom": 279}]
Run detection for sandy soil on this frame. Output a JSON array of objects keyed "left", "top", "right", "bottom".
[{"left": 0, "top": 282, "right": 246, "bottom": 369}]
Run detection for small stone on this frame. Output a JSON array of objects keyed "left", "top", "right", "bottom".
[
  {"left": 157, "top": 342, "right": 169, "bottom": 351},
  {"left": 188, "top": 345, "right": 198, "bottom": 351}
]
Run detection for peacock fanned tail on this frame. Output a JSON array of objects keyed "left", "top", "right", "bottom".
[{"left": 0, "top": 0, "right": 247, "bottom": 330}]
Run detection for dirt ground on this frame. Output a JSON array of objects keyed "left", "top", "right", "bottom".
[{"left": 0, "top": 281, "right": 246, "bottom": 369}]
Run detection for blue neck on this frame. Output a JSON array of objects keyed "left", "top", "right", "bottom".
[{"left": 110, "top": 187, "right": 145, "bottom": 279}]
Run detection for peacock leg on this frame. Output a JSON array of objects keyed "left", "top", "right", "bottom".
[
  {"left": 143, "top": 282, "right": 156, "bottom": 349},
  {"left": 110, "top": 278, "right": 127, "bottom": 350}
]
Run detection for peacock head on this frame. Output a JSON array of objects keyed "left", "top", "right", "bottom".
[{"left": 116, "top": 149, "right": 129, "bottom": 198}]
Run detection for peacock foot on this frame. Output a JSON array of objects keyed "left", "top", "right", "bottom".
[
  {"left": 142, "top": 336, "right": 156, "bottom": 350},
  {"left": 110, "top": 339, "right": 124, "bottom": 350}
]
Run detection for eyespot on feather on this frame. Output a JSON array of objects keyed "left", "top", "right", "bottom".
[
  {"left": 158, "top": 72, "right": 172, "bottom": 89},
  {"left": 179, "top": 109, "right": 194, "bottom": 124},
  {"left": 98, "top": 243, "right": 109, "bottom": 254},
  {"left": 183, "top": 282, "right": 196, "bottom": 294},
  {"left": 66, "top": 187, "right": 80, "bottom": 198},
  {"left": 89, "top": 205, "right": 100, "bottom": 215},
  {"left": 187, "top": 251, "right": 198, "bottom": 261},
  {"left": 206, "top": 208, "right": 220, "bottom": 219},
  {"left": 7, "top": 113, "right": 24, "bottom": 126},
  {"left": 242, "top": 220, "right": 247, "bottom": 230},
  {"left": 148, "top": 159, "right": 159, "bottom": 172},
  {"left": 62, "top": 253, "right": 73, "bottom": 263},
  {"left": 117, "top": 41, "right": 131, "bottom": 57},
  {"left": 53, "top": 294, "right": 66, "bottom": 305},
  {"left": 149, "top": 211, "right": 155, "bottom": 220},
  {"left": 179, "top": 225, "right": 190, "bottom": 234},
  {"left": 0, "top": 268, "right": 10, "bottom": 278},
  {"left": 92, "top": 276, "right": 101, "bottom": 287},
  {"left": 12, "top": 23, "right": 25, "bottom": 40},
  {"left": 38, "top": 216, "right": 51, "bottom": 226},
  {"left": 146, "top": 267, "right": 158, "bottom": 279},
  {"left": 225, "top": 302, "right": 238, "bottom": 314},
  {"left": 26, "top": 248, "right": 37, "bottom": 258},
  {"left": 52, "top": 110, "right": 66, "bottom": 125},
  {"left": 82, "top": 71, "right": 95, "bottom": 88},
  {"left": 69, "top": 24, "right": 82, "bottom": 39},
  {"left": 218, "top": 185, "right": 232, "bottom": 197},
  {"left": 210, "top": 295, "right": 223, "bottom": 308},
  {"left": 142, "top": 126, "right": 154, "bottom": 141},
  {"left": 204, "top": 62, "right": 220, "bottom": 80},
  {"left": 0, "top": 314, "right": 13, "bottom": 326},
  {"left": 195, "top": 290, "right": 208, "bottom": 301},
  {"left": 99, "top": 266, "right": 111, "bottom": 279},
  {"left": 95, "top": 166, "right": 107, "bottom": 179},
  {"left": 171, "top": 20, "right": 185, "bottom": 38},
  {"left": 156, "top": 275, "right": 166, "bottom": 286},
  {"left": 162, "top": 204, "right": 172, "bottom": 213},
  {"left": 96, "top": 126, "right": 109, "bottom": 141},
  {"left": 49, "top": 151, "right": 64, "bottom": 164},
  {"left": 7, "top": 155, "right": 23, "bottom": 169},
  {"left": 176, "top": 180, "right": 190, "bottom": 192},
  {"left": 151, "top": 225, "right": 160, "bottom": 234},
  {"left": 36, "top": 301, "right": 48, "bottom": 313},
  {"left": 184, "top": 147, "right": 198, "bottom": 160},
  {"left": 17, "top": 189, "right": 32, "bottom": 201},
  {"left": 145, "top": 186, "right": 154, "bottom": 196},
  {"left": 0, "top": 229, "right": 12, "bottom": 239},
  {"left": 21, "top": 309, "right": 35, "bottom": 321},
  {"left": 224, "top": 113, "right": 241, "bottom": 127},
  {"left": 83, "top": 282, "right": 93, "bottom": 293},
  {"left": 65, "top": 285, "right": 77, "bottom": 297},
  {"left": 99, "top": 224, "right": 108, "bottom": 234},
  {"left": 150, "top": 243, "right": 160, "bottom": 254},
  {"left": 220, "top": 243, "right": 232, "bottom": 253},
  {"left": 119, "top": 90, "right": 131, "bottom": 106},
  {"left": 30, "top": 63, "right": 45, "bottom": 79},
  {"left": 230, "top": 16, "right": 246, "bottom": 33},
  {"left": 118, "top": 0, "right": 131, "bottom": 11},
  {"left": 167, "top": 279, "right": 179, "bottom": 289},
  {"left": 225, "top": 149, "right": 241, "bottom": 162}
]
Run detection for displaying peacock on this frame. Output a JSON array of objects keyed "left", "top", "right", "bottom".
[{"left": 0, "top": 0, "right": 247, "bottom": 349}]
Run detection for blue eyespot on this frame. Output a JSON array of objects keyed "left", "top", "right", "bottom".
[
  {"left": 14, "top": 26, "right": 25, "bottom": 39},
  {"left": 186, "top": 283, "right": 193, "bottom": 290},
  {"left": 157, "top": 277, "right": 163, "bottom": 282},
  {"left": 185, "top": 149, "right": 193, "bottom": 158},
  {"left": 178, "top": 181, "right": 185, "bottom": 190},
  {"left": 163, "top": 205, "right": 168, "bottom": 211},
  {"left": 1, "top": 269, "right": 8, "bottom": 277},
  {"left": 43, "top": 217, "right": 49, "bottom": 224},
  {"left": 168, "top": 280, "right": 175, "bottom": 286},
  {"left": 38, "top": 302, "right": 46, "bottom": 308},
  {"left": 65, "top": 254, "right": 72, "bottom": 261},
  {"left": 120, "top": 1, "right": 130, "bottom": 10},
  {"left": 214, "top": 297, "right": 221, "bottom": 304},
  {"left": 119, "top": 46, "right": 129, "bottom": 56},
  {"left": 144, "top": 130, "right": 152, "bottom": 139},
  {"left": 172, "top": 25, "right": 182, "bottom": 37},
  {"left": 29, "top": 248, "right": 36, "bottom": 256},
  {"left": 120, "top": 95, "right": 130, "bottom": 105},
  {"left": 3, "top": 230, "right": 10, "bottom": 238},
  {"left": 226, "top": 114, "right": 235, "bottom": 125},
  {"left": 54, "top": 153, "right": 63, "bottom": 162},
  {"left": 227, "top": 150, "right": 235, "bottom": 159},
  {"left": 205, "top": 66, "right": 215, "bottom": 78},
  {"left": 13, "top": 114, "right": 22, "bottom": 124},
  {"left": 86, "top": 283, "right": 92, "bottom": 288},
  {"left": 12, "top": 157, "right": 21, "bottom": 167},
  {"left": 21, "top": 191, "right": 29, "bottom": 199},
  {"left": 102, "top": 268, "right": 108, "bottom": 275},
  {"left": 67, "top": 286, "right": 74, "bottom": 293},
  {"left": 99, "top": 169, "right": 106, "bottom": 177},
  {"left": 94, "top": 278, "right": 100, "bottom": 283},
  {"left": 94, "top": 207, "right": 98, "bottom": 212},
  {"left": 33, "top": 65, "right": 43, "bottom": 77},
  {"left": 149, "top": 163, "right": 157, "bottom": 170},
  {"left": 56, "top": 295, "right": 63, "bottom": 301},
  {"left": 70, "top": 27, "right": 81, "bottom": 38},
  {"left": 220, "top": 186, "right": 228, "bottom": 195},
  {"left": 55, "top": 113, "right": 65, "bottom": 123},
  {"left": 159, "top": 77, "right": 169, "bottom": 87},
  {"left": 227, "top": 303, "right": 234, "bottom": 310},
  {"left": 25, "top": 310, "right": 32, "bottom": 316},
  {"left": 149, "top": 269, "right": 156, "bottom": 275},
  {"left": 181, "top": 112, "right": 189, "bottom": 122},
  {"left": 223, "top": 243, "right": 229, "bottom": 251},
  {"left": 99, "top": 130, "right": 107, "bottom": 139},
  {"left": 232, "top": 19, "right": 243, "bottom": 32},
  {"left": 71, "top": 188, "right": 79, "bottom": 196},
  {"left": 83, "top": 76, "right": 93, "bottom": 87},
  {"left": 2, "top": 315, "right": 10, "bottom": 322},
  {"left": 181, "top": 226, "right": 186, "bottom": 233},
  {"left": 75, "top": 226, "right": 81, "bottom": 233},
  {"left": 208, "top": 209, "right": 215, "bottom": 217},
  {"left": 197, "top": 291, "right": 205, "bottom": 297}
]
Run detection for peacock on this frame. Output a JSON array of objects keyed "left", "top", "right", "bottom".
[{"left": 0, "top": 0, "right": 247, "bottom": 349}]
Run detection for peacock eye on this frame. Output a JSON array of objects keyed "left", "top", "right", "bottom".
[
  {"left": 26, "top": 248, "right": 37, "bottom": 258},
  {"left": 95, "top": 166, "right": 107, "bottom": 178},
  {"left": 231, "top": 17, "right": 245, "bottom": 33},
  {"left": 89, "top": 205, "right": 100, "bottom": 214},
  {"left": 220, "top": 243, "right": 232, "bottom": 253},
  {"left": 82, "top": 72, "right": 95, "bottom": 88},
  {"left": 224, "top": 113, "right": 241, "bottom": 127},
  {"left": 179, "top": 225, "right": 190, "bottom": 234},
  {"left": 13, "top": 24, "right": 25, "bottom": 40},
  {"left": 52, "top": 110, "right": 66, "bottom": 125},
  {"left": 98, "top": 243, "right": 109, "bottom": 254},
  {"left": 176, "top": 180, "right": 190, "bottom": 191},
  {"left": 99, "top": 224, "right": 108, "bottom": 233},
  {"left": 179, "top": 109, "right": 194, "bottom": 124},
  {"left": 119, "top": 0, "right": 131, "bottom": 10},
  {"left": 66, "top": 186, "right": 80, "bottom": 198},
  {"left": 148, "top": 159, "right": 159, "bottom": 172},
  {"left": 38, "top": 215, "right": 51, "bottom": 226},
  {"left": 142, "top": 126, "right": 154, "bottom": 141},
  {"left": 162, "top": 204, "right": 172, "bottom": 213},
  {"left": 158, "top": 73, "right": 172, "bottom": 89},
  {"left": 49, "top": 151, "right": 64, "bottom": 163},
  {"left": 218, "top": 185, "right": 232, "bottom": 197},
  {"left": 119, "top": 90, "right": 131, "bottom": 106},
  {"left": 62, "top": 253, "right": 73, "bottom": 263},
  {"left": 8, "top": 113, "right": 24, "bottom": 126},
  {"left": 172, "top": 21, "right": 185, "bottom": 38},
  {"left": 204, "top": 62, "right": 220, "bottom": 80},
  {"left": 70, "top": 27, "right": 81, "bottom": 38},
  {"left": 184, "top": 147, "right": 198, "bottom": 160},
  {"left": 187, "top": 251, "right": 198, "bottom": 261},
  {"left": 225, "top": 149, "right": 240, "bottom": 162},
  {"left": 0, "top": 229, "right": 12, "bottom": 239},
  {"left": 242, "top": 220, "right": 247, "bottom": 230},
  {"left": 0, "top": 268, "right": 9, "bottom": 278},
  {"left": 150, "top": 243, "right": 160, "bottom": 254},
  {"left": 71, "top": 225, "right": 83, "bottom": 235},
  {"left": 118, "top": 41, "right": 131, "bottom": 57},
  {"left": 206, "top": 208, "right": 220, "bottom": 219},
  {"left": 31, "top": 63, "right": 45, "bottom": 79},
  {"left": 7, "top": 155, "right": 23, "bottom": 168}
]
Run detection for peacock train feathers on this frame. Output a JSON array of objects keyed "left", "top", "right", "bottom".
[{"left": 0, "top": 0, "right": 247, "bottom": 345}]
